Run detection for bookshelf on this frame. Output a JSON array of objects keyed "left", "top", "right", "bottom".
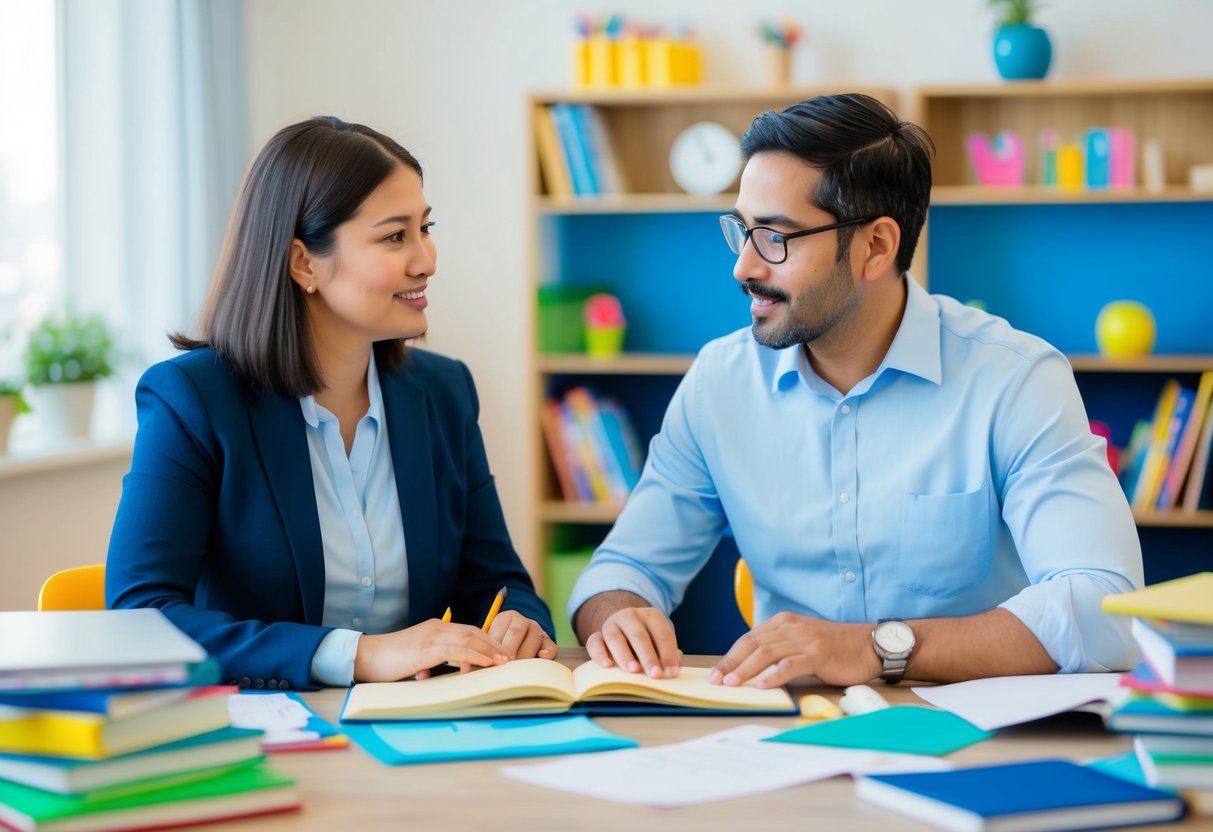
[
  {"left": 528, "top": 85, "right": 898, "bottom": 646},
  {"left": 913, "top": 79, "right": 1213, "bottom": 576}
]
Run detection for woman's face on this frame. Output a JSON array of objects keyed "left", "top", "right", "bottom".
[{"left": 300, "top": 164, "right": 436, "bottom": 351}]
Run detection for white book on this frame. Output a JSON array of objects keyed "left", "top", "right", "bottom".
[{"left": 0, "top": 609, "right": 206, "bottom": 691}]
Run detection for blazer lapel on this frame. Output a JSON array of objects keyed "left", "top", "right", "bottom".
[
  {"left": 247, "top": 391, "right": 326, "bottom": 625},
  {"left": 380, "top": 365, "right": 438, "bottom": 625}
]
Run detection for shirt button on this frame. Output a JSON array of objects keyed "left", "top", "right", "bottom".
[
  {"left": 844, "top": 570, "right": 857, "bottom": 583},
  {"left": 841, "top": 404, "right": 851, "bottom": 415},
  {"left": 361, "top": 576, "right": 372, "bottom": 587},
  {"left": 840, "top": 492, "right": 850, "bottom": 503},
  {"left": 352, "top": 617, "right": 363, "bottom": 627}
]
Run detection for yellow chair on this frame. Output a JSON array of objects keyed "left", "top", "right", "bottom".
[
  {"left": 733, "top": 558, "right": 754, "bottom": 628},
  {"left": 38, "top": 563, "right": 106, "bottom": 611}
]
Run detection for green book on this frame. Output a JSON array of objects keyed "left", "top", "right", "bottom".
[{"left": 0, "top": 762, "right": 299, "bottom": 832}]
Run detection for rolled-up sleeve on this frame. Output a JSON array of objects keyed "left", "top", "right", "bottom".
[{"left": 994, "top": 351, "right": 1142, "bottom": 672}]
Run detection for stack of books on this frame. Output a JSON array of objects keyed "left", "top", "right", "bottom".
[
  {"left": 0, "top": 609, "right": 300, "bottom": 831},
  {"left": 541, "top": 386, "right": 643, "bottom": 505},
  {"left": 1119, "top": 371, "right": 1213, "bottom": 512},
  {"left": 1102, "top": 572, "right": 1213, "bottom": 815}
]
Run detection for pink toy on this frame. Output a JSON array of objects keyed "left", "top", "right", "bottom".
[
  {"left": 585, "top": 293, "right": 625, "bottom": 327},
  {"left": 966, "top": 131, "right": 1025, "bottom": 187}
]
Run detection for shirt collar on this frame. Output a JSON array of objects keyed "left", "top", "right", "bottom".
[
  {"left": 770, "top": 274, "right": 942, "bottom": 394},
  {"left": 299, "top": 350, "right": 386, "bottom": 427}
]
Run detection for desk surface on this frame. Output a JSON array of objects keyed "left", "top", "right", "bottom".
[{"left": 222, "top": 649, "right": 1211, "bottom": 832}]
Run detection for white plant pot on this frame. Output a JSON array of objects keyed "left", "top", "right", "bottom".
[
  {"left": 0, "top": 395, "right": 16, "bottom": 454},
  {"left": 33, "top": 381, "right": 96, "bottom": 439}
]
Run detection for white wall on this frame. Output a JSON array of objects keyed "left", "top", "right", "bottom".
[{"left": 243, "top": 0, "right": 1213, "bottom": 569}]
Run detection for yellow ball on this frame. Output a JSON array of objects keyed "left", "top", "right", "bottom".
[{"left": 1095, "top": 301, "right": 1156, "bottom": 358}]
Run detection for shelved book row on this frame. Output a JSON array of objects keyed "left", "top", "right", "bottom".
[
  {"left": 1119, "top": 371, "right": 1213, "bottom": 512},
  {"left": 1102, "top": 572, "right": 1213, "bottom": 808},
  {"left": 0, "top": 609, "right": 300, "bottom": 831},
  {"left": 541, "top": 386, "right": 643, "bottom": 505},
  {"left": 532, "top": 102, "right": 625, "bottom": 198}
]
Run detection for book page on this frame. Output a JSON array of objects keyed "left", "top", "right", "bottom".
[
  {"left": 571, "top": 662, "right": 795, "bottom": 711},
  {"left": 343, "top": 659, "right": 577, "bottom": 720}
]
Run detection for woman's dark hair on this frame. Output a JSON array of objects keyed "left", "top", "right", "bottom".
[
  {"left": 739, "top": 93, "right": 934, "bottom": 274},
  {"left": 171, "top": 116, "right": 423, "bottom": 396}
]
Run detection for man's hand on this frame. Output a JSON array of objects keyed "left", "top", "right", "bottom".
[
  {"left": 708, "top": 612, "right": 881, "bottom": 689},
  {"left": 574, "top": 591, "right": 682, "bottom": 678},
  {"left": 486, "top": 610, "right": 558, "bottom": 661}
]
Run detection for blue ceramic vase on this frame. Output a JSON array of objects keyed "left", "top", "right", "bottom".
[{"left": 993, "top": 24, "right": 1052, "bottom": 80}]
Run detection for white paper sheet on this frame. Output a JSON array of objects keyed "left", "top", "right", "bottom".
[
  {"left": 500, "top": 725, "right": 947, "bottom": 807},
  {"left": 228, "top": 693, "right": 320, "bottom": 747},
  {"left": 911, "top": 673, "right": 1130, "bottom": 731}
]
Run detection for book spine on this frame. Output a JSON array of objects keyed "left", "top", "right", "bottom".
[{"left": 533, "top": 105, "right": 573, "bottom": 198}]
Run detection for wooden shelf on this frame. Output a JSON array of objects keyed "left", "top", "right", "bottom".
[
  {"left": 1067, "top": 355, "right": 1213, "bottom": 373},
  {"left": 1133, "top": 510, "right": 1213, "bottom": 528},
  {"left": 914, "top": 79, "right": 1213, "bottom": 99},
  {"left": 537, "top": 193, "right": 736, "bottom": 215},
  {"left": 538, "top": 501, "right": 623, "bottom": 524},
  {"left": 931, "top": 186, "right": 1213, "bottom": 205},
  {"left": 531, "top": 85, "right": 897, "bottom": 107},
  {"left": 536, "top": 353, "right": 694, "bottom": 376}
]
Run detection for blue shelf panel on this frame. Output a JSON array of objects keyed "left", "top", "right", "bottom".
[
  {"left": 927, "top": 202, "right": 1213, "bottom": 355},
  {"left": 549, "top": 213, "right": 749, "bottom": 353}
]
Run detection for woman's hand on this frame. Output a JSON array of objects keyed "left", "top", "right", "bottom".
[
  {"left": 353, "top": 619, "right": 511, "bottom": 682},
  {"left": 486, "top": 610, "right": 558, "bottom": 661}
]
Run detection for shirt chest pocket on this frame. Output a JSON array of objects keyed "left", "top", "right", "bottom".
[{"left": 898, "top": 484, "right": 992, "bottom": 598}]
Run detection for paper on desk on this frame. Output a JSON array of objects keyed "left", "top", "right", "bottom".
[
  {"left": 911, "top": 673, "right": 1130, "bottom": 731},
  {"left": 500, "top": 725, "right": 948, "bottom": 807},
  {"left": 228, "top": 692, "right": 321, "bottom": 747}
]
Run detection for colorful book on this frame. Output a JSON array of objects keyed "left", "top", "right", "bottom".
[
  {"left": 1135, "top": 735, "right": 1213, "bottom": 789},
  {"left": 540, "top": 398, "right": 580, "bottom": 501},
  {"left": 0, "top": 688, "right": 192, "bottom": 719},
  {"left": 1132, "top": 617, "right": 1213, "bottom": 690},
  {"left": 1131, "top": 380, "right": 1187, "bottom": 511},
  {"left": 1109, "top": 694, "right": 1213, "bottom": 736},
  {"left": 342, "top": 714, "right": 636, "bottom": 765},
  {"left": 0, "top": 686, "right": 233, "bottom": 759},
  {"left": 1122, "top": 660, "right": 1213, "bottom": 699},
  {"left": 855, "top": 759, "right": 1184, "bottom": 831},
  {"left": 0, "top": 762, "right": 298, "bottom": 832},
  {"left": 0, "top": 610, "right": 207, "bottom": 693},
  {"left": 532, "top": 104, "right": 572, "bottom": 198},
  {"left": 340, "top": 658, "right": 796, "bottom": 722},
  {"left": 1182, "top": 384, "right": 1213, "bottom": 511},
  {"left": 0, "top": 727, "right": 263, "bottom": 795},
  {"left": 547, "top": 103, "right": 596, "bottom": 197},
  {"left": 1101, "top": 572, "right": 1213, "bottom": 625},
  {"left": 1158, "top": 371, "right": 1213, "bottom": 509}
]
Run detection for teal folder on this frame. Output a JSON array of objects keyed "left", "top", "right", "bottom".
[
  {"left": 343, "top": 715, "right": 636, "bottom": 766},
  {"left": 767, "top": 706, "right": 992, "bottom": 756}
]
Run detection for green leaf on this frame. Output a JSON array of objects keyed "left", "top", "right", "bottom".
[{"left": 24, "top": 313, "right": 117, "bottom": 386}]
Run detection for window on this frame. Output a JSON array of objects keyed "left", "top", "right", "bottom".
[{"left": 0, "top": 0, "right": 60, "bottom": 378}]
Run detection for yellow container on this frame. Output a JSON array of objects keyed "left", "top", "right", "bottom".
[
  {"left": 671, "top": 42, "right": 702, "bottom": 85},
  {"left": 1058, "top": 144, "right": 1085, "bottom": 190},
  {"left": 617, "top": 36, "right": 646, "bottom": 87},
  {"left": 572, "top": 41, "right": 591, "bottom": 88},
  {"left": 644, "top": 39, "right": 674, "bottom": 87},
  {"left": 586, "top": 34, "right": 617, "bottom": 87},
  {"left": 585, "top": 324, "right": 626, "bottom": 357}
]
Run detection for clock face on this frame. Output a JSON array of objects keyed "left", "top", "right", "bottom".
[
  {"left": 669, "top": 121, "right": 742, "bottom": 197},
  {"left": 876, "top": 621, "right": 914, "bottom": 655}
]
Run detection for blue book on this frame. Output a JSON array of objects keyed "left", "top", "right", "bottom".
[
  {"left": 548, "top": 103, "right": 596, "bottom": 197},
  {"left": 1086, "top": 128, "right": 1111, "bottom": 188},
  {"left": 856, "top": 759, "right": 1184, "bottom": 831},
  {"left": 342, "top": 715, "right": 634, "bottom": 765}
]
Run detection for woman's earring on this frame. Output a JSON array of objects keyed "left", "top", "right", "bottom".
[{"left": 306, "top": 285, "right": 316, "bottom": 294}]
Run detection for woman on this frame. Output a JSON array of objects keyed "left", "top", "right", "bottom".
[{"left": 106, "top": 117, "right": 555, "bottom": 690}]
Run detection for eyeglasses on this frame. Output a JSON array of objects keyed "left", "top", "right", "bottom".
[{"left": 719, "top": 214, "right": 876, "bottom": 265}]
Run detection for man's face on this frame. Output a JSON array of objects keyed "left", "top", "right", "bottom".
[{"left": 729, "top": 152, "right": 860, "bottom": 351}]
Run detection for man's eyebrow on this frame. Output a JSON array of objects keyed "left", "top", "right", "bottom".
[
  {"left": 751, "top": 213, "right": 801, "bottom": 227},
  {"left": 372, "top": 206, "right": 433, "bottom": 227}
]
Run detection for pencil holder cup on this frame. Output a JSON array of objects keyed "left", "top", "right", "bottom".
[{"left": 763, "top": 45, "right": 792, "bottom": 85}]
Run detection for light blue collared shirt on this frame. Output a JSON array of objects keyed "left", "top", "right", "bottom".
[
  {"left": 303, "top": 353, "right": 408, "bottom": 686},
  {"left": 570, "top": 277, "right": 1143, "bottom": 672}
]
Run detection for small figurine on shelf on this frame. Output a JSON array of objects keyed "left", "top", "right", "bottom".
[
  {"left": 584, "top": 293, "right": 626, "bottom": 358},
  {"left": 756, "top": 20, "right": 802, "bottom": 86},
  {"left": 965, "top": 131, "right": 1025, "bottom": 186}
]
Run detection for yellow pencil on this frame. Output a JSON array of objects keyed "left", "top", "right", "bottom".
[
  {"left": 441, "top": 607, "right": 452, "bottom": 623},
  {"left": 481, "top": 586, "right": 508, "bottom": 631}
]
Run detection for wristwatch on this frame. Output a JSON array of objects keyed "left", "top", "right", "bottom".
[{"left": 871, "top": 618, "right": 915, "bottom": 684}]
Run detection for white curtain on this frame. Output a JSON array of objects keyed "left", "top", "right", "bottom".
[{"left": 58, "top": 0, "right": 246, "bottom": 371}]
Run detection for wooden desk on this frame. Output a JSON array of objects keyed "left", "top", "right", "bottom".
[{"left": 223, "top": 650, "right": 1212, "bottom": 831}]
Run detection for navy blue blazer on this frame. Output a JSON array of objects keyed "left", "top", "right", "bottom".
[{"left": 106, "top": 346, "right": 553, "bottom": 690}]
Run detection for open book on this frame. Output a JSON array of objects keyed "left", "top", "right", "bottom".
[{"left": 340, "top": 659, "right": 797, "bottom": 721}]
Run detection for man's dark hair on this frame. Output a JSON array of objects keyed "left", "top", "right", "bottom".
[
  {"left": 739, "top": 93, "right": 934, "bottom": 274},
  {"left": 171, "top": 116, "right": 423, "bottom": 397}
]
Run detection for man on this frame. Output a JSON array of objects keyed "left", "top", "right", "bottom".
[{"left": 569, "top": 93, "right": 1142, "bottom": 690}]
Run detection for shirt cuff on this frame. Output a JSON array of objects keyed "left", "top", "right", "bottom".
[
  {"left": 310, "top": 628, "right": 361, "bottom": 687},
  {"left": 999, "top": 573, "right": 1139, "bottom": 673}
]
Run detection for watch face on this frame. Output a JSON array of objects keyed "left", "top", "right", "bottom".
[
  {"left": 669, "top": 121, "right": 742, "bottom": 197},
  {"left": 875, "top": 620, "right": 914, "bottom": 656}
]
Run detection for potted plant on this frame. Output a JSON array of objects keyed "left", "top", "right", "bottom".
[
  {"left": 989, "top": 0, "right": 1052, "bottom": 80},
  {"left": 0, "top": 379, "right": 29, "bottom": 454},
  {"left": 25, "top": 313, "right": 116, "bottom": 439}
]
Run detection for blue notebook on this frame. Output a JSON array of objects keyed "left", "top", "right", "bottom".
[
  {"left": 343, "top": 715, "right": 635, "bottom": 766},
  {"left": 856, "top": 759, "right": 1185, "bottom": 831}
]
